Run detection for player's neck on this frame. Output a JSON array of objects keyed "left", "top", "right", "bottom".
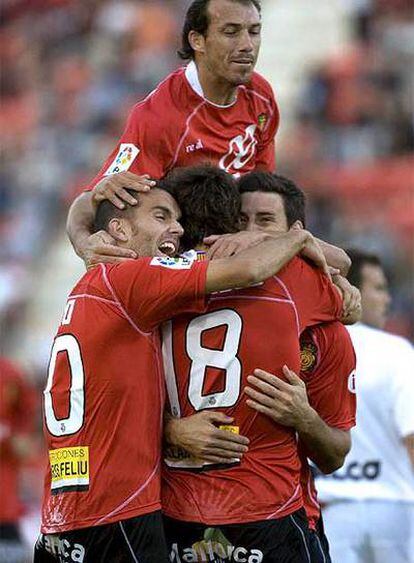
[
  {"left": 361, "top": 319, "right": 384, "bottom": 331},
  {"left": 195, "top": 62, "right": 238, "bottom": 106}
]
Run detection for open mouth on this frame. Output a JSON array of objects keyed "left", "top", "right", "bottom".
[{"left": 158, "top": 241, "right": 178, "bottom": 257}]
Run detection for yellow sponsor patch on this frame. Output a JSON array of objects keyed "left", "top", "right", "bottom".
[
  {"left": 218, "top": 425, "right": 239, "bottom": 434},
  {"left": 49, "top": 446, "right": 89, "bottom": 493}
]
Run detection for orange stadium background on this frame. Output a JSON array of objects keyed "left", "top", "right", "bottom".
[{"left": 0, "top": 0, "right": 413, "bottom": 556}]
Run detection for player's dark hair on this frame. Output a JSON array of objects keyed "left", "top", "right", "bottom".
[
  {"left": 160, "top": 165, "right": 241, "bottom": 250},
  {"left": 346, "top": 249, "right": 383, "bottom": 289},
  {"left": 179, "top": 0, "right": 262, "bottom": 60},
  {"left": 238, "top": 172, "right": 307, "bottom": 228},
  {"left": 94, "top": 189, "right": 142, "bottom": 232}
]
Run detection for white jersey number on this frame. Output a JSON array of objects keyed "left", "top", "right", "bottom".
[
  {"left": 44, "top": 334, "right": 85, "bottom": 436},
  {"left": 163, "top": 309, "right": 243, "bottom": 415}
]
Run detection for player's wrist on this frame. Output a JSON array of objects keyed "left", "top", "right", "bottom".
[
  {"left": 290, "top": 229, "right": 310, "bottom": 250},
  {"left": 295, "top": 405, "right": 319, "bottom": 435},
  {"left": 164, "top": 417, "right": 183, "bottom": 447}
]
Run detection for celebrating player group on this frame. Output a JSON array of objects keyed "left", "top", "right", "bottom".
[{"left": 34, "top": 1, "right": 414, "bottom": 562}]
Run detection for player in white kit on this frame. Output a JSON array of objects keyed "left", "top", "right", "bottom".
[{"left": 315, "top": 249, "right": 414, "bottom": 563}]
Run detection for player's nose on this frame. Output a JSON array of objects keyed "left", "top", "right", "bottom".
[
  {"left": 238, "top": 30, "right": 254, "bottom": 52},
  {"left": 245, "top": 220, "right": 260, "bottom": 232},
  {"left": 170, "top": 220, "right": 184, "bottom": 237}
]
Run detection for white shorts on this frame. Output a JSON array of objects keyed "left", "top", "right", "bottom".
[{"left": 322, "top": 499, "right": 414, "bottom": 563}]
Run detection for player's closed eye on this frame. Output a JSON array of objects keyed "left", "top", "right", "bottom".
[{"left": 239, "top": 216, "right": 248, "bottom": 228}]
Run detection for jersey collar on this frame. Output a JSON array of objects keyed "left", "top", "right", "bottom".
[{"left": 185, "top": 61, "right": 238, "bottom": 109}]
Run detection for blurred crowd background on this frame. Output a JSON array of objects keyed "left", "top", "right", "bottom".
[{"left": 0, "top": 0, "right": 413, "bottom": 554}]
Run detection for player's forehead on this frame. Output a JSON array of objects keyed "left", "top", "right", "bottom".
[
  {"left": 208, "top": 0, "right": 261, "bottom": 28},
  {"left": 140, "top": 188, "right": 181, "bottom": 219},
  {"left": 241, "top": 191, "right": 285, "bottom": 217},
  {"left": 361, "top": 264, "right": 388, "bottom": 288}
]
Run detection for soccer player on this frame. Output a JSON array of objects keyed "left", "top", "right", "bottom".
[
  {"left": 66, "top": 0, "right": 279, "bottom": 268},
  {"left": 35, "top": 180, "right": 327, "bottom": 563},
  {"left": 236, "top": 172, "right": 358, "bottom": 563},
  {"left": 159, "top": 167, "right": 345, "bottom": 561},
  {"left": 315, "top": 250, "right": 414, "bottom": 563},
  {"left": 0, "top": 357, "right": 36, "bottom": 563}
]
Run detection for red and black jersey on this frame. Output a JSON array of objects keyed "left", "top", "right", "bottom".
[
  {"left": 299, "top": 321, "right": 357, "bottom": 529},
  {"left": 161, "top": 258, "right": 342, "bottom": 525},
  {"left": 41, "top": 257, "right": 208, "bottom": 533}
]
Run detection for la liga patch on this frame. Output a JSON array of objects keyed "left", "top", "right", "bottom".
[
  {"left": 104, "top": 143, "right": 140, "bottom": 176},
  {"left": 150, "top": 256, "right": 193, "bottom": 270}
]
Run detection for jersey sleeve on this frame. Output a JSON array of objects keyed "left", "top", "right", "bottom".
[
  {"left": 254, "top": 93, "right": 279, "bottom": 172},
  {"left": 105, "top": 257, "right": 209, "bottom": 333},
  {"left": 391, "top": 340, "right": 414, "bottom": 438},
  {"left": 84, "top": 100, "right": 172, "bottom": 190},
  {"left": 301, "top": 323, "right": 356, "bottom": 430},
  {"left": 280, "top": 258, "right": 343, "bottom": 332}
]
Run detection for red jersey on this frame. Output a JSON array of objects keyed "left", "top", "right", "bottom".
[
  {"left": 84, "top": 61, "right": 279, "bottom": 188},
  {"left": 161, "top": 258, "right": 343, "bottom": 525},
  {"left": 298, "top": 322, "right": 357, "bottom": 529},
  {"left": 41, "top": 256, "right": 208, "bottom": 534},
  {"left": 0, "top": 358, "right": 36, "bottom": 523}
]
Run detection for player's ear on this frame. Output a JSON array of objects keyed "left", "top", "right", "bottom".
[
  {"left": 107, "top": 218, "right": 129, "bottom": 243},
  {"left": 189, "top": 31, "right": 206, "bottom": 56},
  {"left": 291, "top": 220, "right": 304, "bottom": 230}
]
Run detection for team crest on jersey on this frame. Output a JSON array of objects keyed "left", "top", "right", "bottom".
[
  {"left": 219, "top": 124, "right": 258, "bottom": 174},
  {"left": 104, "top": 143, "right": 140, "bottom": 176},
  {"left": 49, "top": 446, "right": 89, "bottom": 494},
  {"left": 150, "top": 256, "right": 192, "bottom": 269},
  {"left": 300, "top": 342, "right": 318, "bottom": 372},
  {"left": 258, "top": 113, "right": 268, "bottom": 130}
]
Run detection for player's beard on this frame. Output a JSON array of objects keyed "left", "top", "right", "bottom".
[{"left": 226, "top": 60, "right": 257, "bottom": 86}]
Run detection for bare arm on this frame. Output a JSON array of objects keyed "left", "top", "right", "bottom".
[
  {"left": 333, "top": 275, "right": 362, "bottom": 325},
  {"left": 66, "top": 191, "right": 96, "bottom": 258},
  {"left": 164, "top": 411, "right": 250, "bottom": 465},
  {"left": 205, "top": 230, "right": 328, "bottom": 293},
  {"left": 296, "top": 413, "right": 351, "bottom": 474},
  {"left": 204, "top": 232, "right": 349, "bottom": 279},
  {"left": 403, "top": 434, "right": 414, "bottom": 471},
  {"left": 244, "top": 366, "right": 351, "bottom": 474},
  {"left": 290, "top": 223, "right": 350, "bottom": 276},
  {"left": 316, "top": 239, "right": 351, "bottom": 276}
]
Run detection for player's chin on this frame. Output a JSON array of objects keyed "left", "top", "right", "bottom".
[
  {"left": 156, "top": 250, "right": 173, "bottom": 259},
  {"left": 378, "top": 313, "right": 388, "bottom": 329},
  {"left": 230, "top": 68, "right": 254, "bottom": 85}
]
